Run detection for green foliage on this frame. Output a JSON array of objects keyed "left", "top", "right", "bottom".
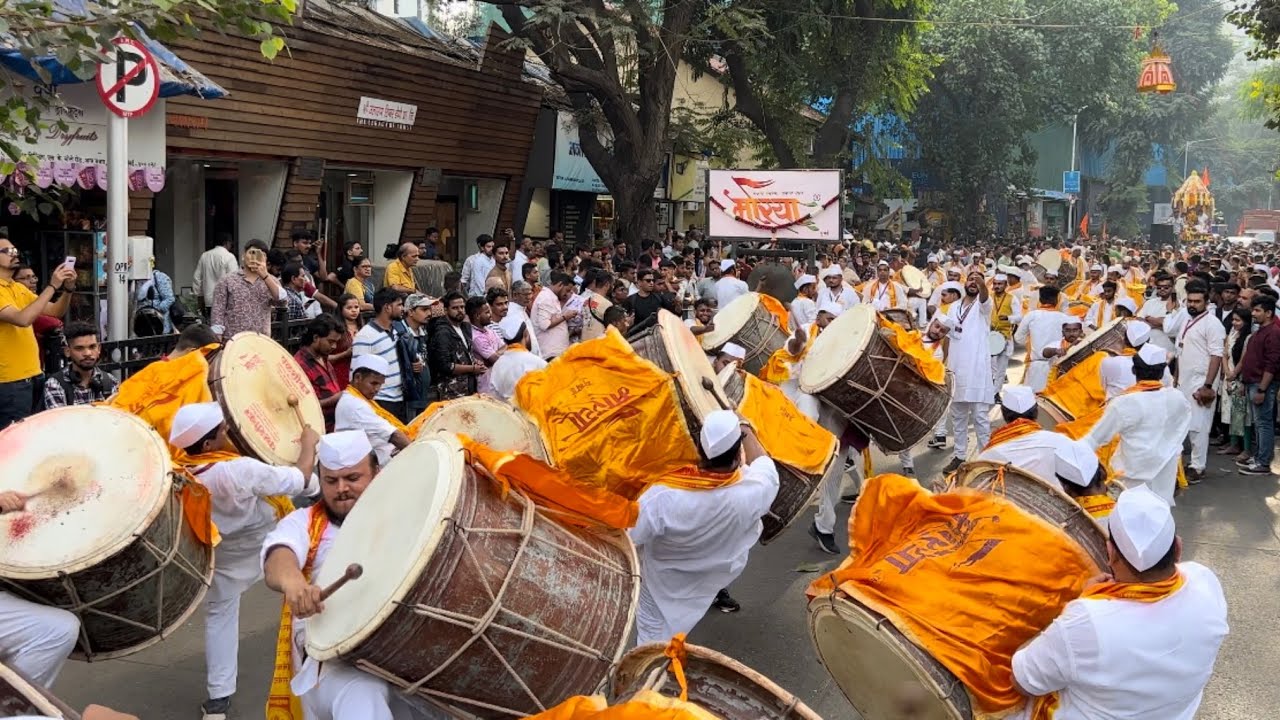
[{"left": 2, "top": 0, "right": 296, "bottom": 216}]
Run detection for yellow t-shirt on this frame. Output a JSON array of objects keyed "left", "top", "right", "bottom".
[
  {"left": 344, "top": 277, "right": 368, "bottom": 300},
  {"left": 382, "top": 261, "right": 417, "bottom": 291},
  {"left": 0, "top": 279, "right": 41, "bottom": 382}
]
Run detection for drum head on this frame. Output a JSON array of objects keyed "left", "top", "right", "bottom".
[
  {"left": 1037, "top": 249, "right": 1062, "bottom": 273},
  {"left": 0, "top": 406, "right": 170, "bottom": 580},
  {"left": 987, "top": 331, "right": 1006, "bottom": 356},
  {"left": 211, "top": 332, "right": 324, "bottom": 466},
  {"left": 306, "top": 436, "right": 462, "bottom": 660},
  {"left": 1035, "top": 397, "right": 1072, "bottom": 429},
  {"left": 1059, "top": 317, "right": 1125, "bottom": 368},
  {"left": 901, "top": 265, "right": 927, "bottom": 294},
  {"left": 609, "top": 642, "right": 821, "bottom": 720},
  {"left": 797, "top": 304, "right": 878, "bottom": 393},
  {"left": 656, "top": 310, "right": 730, "bottom": 421},
  {"left": 411, "top": 396, "right": 548, "bottom": 461},
  {"left": 699, "top": 292, "right": 762, "bottom": 351},
  {"left": 809, "top": 594, "right": 968, "bottom": 720},
  {"left": 0, "top": 661, "right": 75, "bottom": 719}
]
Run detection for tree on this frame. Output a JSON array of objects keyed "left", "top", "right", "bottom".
[{"left": 3, "top": 0, "right": 296, "bottom": 213}]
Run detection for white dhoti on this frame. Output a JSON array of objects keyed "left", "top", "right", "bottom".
[
  {"left": 206, "top": 528, "right": 270, "bottom": 699},
  {"left": 301, "top": 660, "right": 442, "bottom": 720},
  {"left": 991, "top": 337, "right": 1012, "bottom": 395},
  {"left": 950, "top": 402, "right": 992, "bottom": 460},
  {"left": 1024, "top": 360, "right": 1052, "bottom": 392},
  {"left": 0, "top": 590, "right": 79, "bottom": 686}
]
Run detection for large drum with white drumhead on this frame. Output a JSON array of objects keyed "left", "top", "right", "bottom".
[
  {"left": 797, "top": 305, "right": 952, "bottom": 451},
  {"left": 1055, "top": 317, "right": 1128, "bottom": 378},
  {"left": 208, "top": 331, "right": 325, "bottom": 465},
  {"left": 410, "top": 395, "right": 548, "bottom": 461},
  {"left": 698, "top": 293, "right": 790, "bottom": 376},
  {"left": 629, "top": 310, "right": 732, "bottom": 434},
  {"left": 306, "top": 434, "right": 639, "bottom": 718},
  {"left": 0, "top": 406, "right": 214, "bottom": 660},
  {"left": 0, "top": 660, "right": 80, "bottom": 719}
]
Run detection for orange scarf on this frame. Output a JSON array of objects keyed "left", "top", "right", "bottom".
[
  {"left": 983, "top": 418, "right": 1041, "bottom": 451},
  {"left": 265, "top": 504, "right": 330, "bottom": 720},
  {"left": 1075, "top": 494, "right": 1116, "bottom": 519},
  {"left": 507, "top": 342, "right": 529, "bottom": 352},
  {"left": 1123, "top": 380, "right": 1165, "bottom": 394},
  {"left": 175, "top": 448, "right": 294, "bottom": 537},
  {"left": 344, "top": 386, "right": 409, "bottom": 435},
  {"left": 868, "top": 280, "right": 898, "bottom": 307}
]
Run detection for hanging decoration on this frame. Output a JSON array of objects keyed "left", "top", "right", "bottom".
[{"left": 1138, "top": 32, "right": 1176, "bottom": 94}]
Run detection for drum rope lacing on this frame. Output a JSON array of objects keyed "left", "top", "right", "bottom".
[
  {"left": 355, "top": 463, "right": 636, "bottom": 717},
  {"left": 829, "top": 340, "right": 950, "bottom": 448}
]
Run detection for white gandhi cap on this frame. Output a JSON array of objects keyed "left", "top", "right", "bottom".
[
  {"left": 820, "top": 265, "right": 843, "bottom": 280},
  {"left": 700, "top": 409, "right": 743, "bottom": 458},
  {"left": 1054, "top": 439, "right": 1098, "bottom": 488},
  {"left": 351, "top": 354, "right": 391, "bottom": 377},
  {"left": 1125, "top": 320, "right": 1150, "bottom": 346},
  {"left": 1108, "top": 485, "right": 1176, "bottom": 572},
  {"left": 817, "top": 301, "right": 843, "bottom": 318},
  {"left": 1000, "top": 385, "right": 1036, "bottom": 414},
  {"left": 794, "top": 274, "right": 817, "bottom": 290},
  {"left": 1116, "top": 297, "right": 1137, "bottom": 315},
  {"left": 170, "top": 402, "right": 224, "bottom": 449},
  {"left": 1138, "top": 343, "right": 1167, "bottom": 366},
  {"left": 318, "top": 430, "right": 373, "bottom": 469},
  {"left": 720, "top": 342, "right": 746, "bottom": 360},
  {"left": 719, "top": 259, "right": 736, "bottom": 272}
]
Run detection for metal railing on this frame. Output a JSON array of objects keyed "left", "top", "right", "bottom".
[{"left": 98, "top": 316, "right": 314, "bottom": 379}]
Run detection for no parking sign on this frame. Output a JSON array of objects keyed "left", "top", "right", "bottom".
[{"left": 94, "top": 37, "right": 160, "bottom": 118}]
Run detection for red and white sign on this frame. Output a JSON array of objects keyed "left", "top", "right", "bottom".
[
  {"left": 95, "top": 37, "right": 160, "bottom": 118},
  {"left": 708, "top": 169, "right": 842, "bottom": 240},
  {"left": 356, "top": 96, "right": 418, "bottom": 130}
]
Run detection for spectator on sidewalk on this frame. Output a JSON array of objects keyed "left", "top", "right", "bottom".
[
  {"left": 0, "top": 238, "right": 75, "bottom": 427},
  {"left": 41, "top": 322, "right": 116, "bottom": 409},
  {"left": 193, "top": 233, "right": 238, "bottom": 317},
  {"left": 383, "top": 243, "right": 420, "bottom": 294},
  {"left": 333, "top": 241, "right": 364, "bottom": 286},
  {"left": 1238, "top": 294, "right": 1280, "bottom": 476},
  {"left": 398, "top": 293, "right": 437, "bottom": 419},
  {"left": 352, "top": 288, "right": 408, "bottom": 421},
  {"left": 486, "top": 244, "right": 513, "bottom": 293},
  {"left": 468, "top": 296, "right": 503, "bottom": 396},
  {"left": 14, "top": 263, "right": 65, "bottom": 377},
  {"left": 133, "top": 265, "right": 178, "bottom": 336},
  {"left": 330, "top": 293, "right": 362, "bottom": 391},
  {"left": 343, "top": 257, "right": 374, "bottom": 311},
  {"left": 282, "top": 264, "right": 321, "bottom": 321},
  {"left": 293, "top": 314, "right": 344, "bottom": 432},
  {"left": 211, "top": 244, "right": 284, "bottom": 339},
  {"left": 427, "top": 292, "right": 482, "bottom": 400},
  {"left": 532, "top": 272, "right": 578, "bottom": 360},
  {"left": 460, "top": 234, "right": 496, "bottom": 298}
]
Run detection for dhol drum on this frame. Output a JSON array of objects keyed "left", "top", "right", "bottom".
[
  {"left": 901, "top": 264, "right": 931, "bottom": 299},
  {"left": 0, "top": 661, "right": 80, "bottom": 719},
  {"left": 950, "top": 461, "right": 1109, "bottom": 568},
  {"left": 716, "top": 365, "right": 840, "bottom": 544},
  {"left": 1031, "top": 248, "right": 1062, "bottom": 285},
  {"left": 986, "top": 331, "right": 1007, "bottom": 356},
  {"left": 797, "top": 305, "right": 952, "bottom": 452},
  {"left": 881, "top": 308, "right": 916, "bottom": 330},
  {"left": 698, "top": 293, "right": 791, "bottom": 376},
  {"left": 306, "top": 435, "right": 639, "bottom": 718},
  {"left": 629, "top": 310, "right": 732, "bottom": 434},
  {"left": 1055, "top": 317, "right": 1128, "bottom": 378},
  {"left": 607, "top": 642, "right": 822, "bottom": 720},
  {"left": 809, "top": 593, "right": 973, "bottom": 720},
  {"left": 208, "top": 331, "right": 325, "bottom": 465},
  {"left": 0, "top": 406, "right": 214, "bottom": 660},
  {"left": 1035, "top": 396, "right": 1074, "bottom": 430},
  {"left": 411, "top": 395, "right": 548, "bottom": 461}
]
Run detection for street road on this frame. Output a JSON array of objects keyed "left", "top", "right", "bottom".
[{"left": 51, "top": 375, "right": 1279, "bottom": 718}]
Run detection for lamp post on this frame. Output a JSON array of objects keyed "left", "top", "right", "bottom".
[
  {"left": 1183, "top": 137, "right": 1220, "bottom": 178},
  {"left": 1068, "top": 106, "right": 1087, "bottom": 239}
]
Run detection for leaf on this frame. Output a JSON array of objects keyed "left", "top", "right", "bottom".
[
  {"left": 259, "top": 35, "right": 285, "bottom": 59},
  {"left": 795, "top": 562, "right": 824, "bottom": 573}
]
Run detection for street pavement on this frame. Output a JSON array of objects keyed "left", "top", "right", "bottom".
[{"left": 51, "top": 383, "right": 1280, "bottom": 718}]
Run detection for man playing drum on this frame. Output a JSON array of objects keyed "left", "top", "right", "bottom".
[
  {"left": 335, "top": 355, "right": 412, "bottom": 467},
  {"left": 262, "top": 431, "right": 442, "bottom": 720},
  {"left": 169, "top": 402, "right": 321, "bottom": 720},
  {"left": 1084, "top": 281, "right": 1121, "bottom": 331},
  {"left": 790, "top": 274, "right": 818, "bottom": 331},
  {"left": 860, "top": 261, "right": 907, "bottom": 312},
  {"left": 1100, "top": 322, "right": 1168, "bottom": 399},
  {"left": 1014, "top": 286, "right": 1068, "bottom": 392},
  {"left": 1054, "top": 439, "right": 1115, "bottom": 520},
  {"left": 923, "top": 314, "right": 954, "bottom": 450},
  {"left": 0, "top": 493, "right": 80, "bottom": 688},
  {"left": 941, "top": 271, "right": 994, "bottom": 474},
  {"left": 1012, "top": 486, "right": 1228, "bottom": 719},
  {"left": 630, "top": 410, "right": 778, "bottom": 644},
  {"left": 989, "top": 274, "right": 1021, "bottom": 394},
  {"left": 976, "top": 386, "right": 1070, "bottom": 481}
]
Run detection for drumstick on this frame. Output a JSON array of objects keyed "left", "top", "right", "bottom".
[
  {"left": 27, "top": 475, "right": 74, "bottom": 501},
  {"left": 700, "top": 376, "right": 733, "bottom": 411},
  {"left": 319, "top": 563, "right": 363, "bottom": 601},
  {"left": 286, "top": 394, "right": 308, "bottom": 428}
]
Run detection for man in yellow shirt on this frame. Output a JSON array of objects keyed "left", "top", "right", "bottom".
[
  {"left": 0, "top": 237, "right": 76, "bottom": 428},
  {"left": 382, "top": 242, "right": 420, "bottom": 294}
]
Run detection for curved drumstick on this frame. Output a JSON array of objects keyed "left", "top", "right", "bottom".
[
  {"left": 287, "top": 394, "right": 309, "bottom": 428},
  {"left": 701, "top": 376, "right": 733, "bottom": 411},
  {"left": 319, "top": 563, "right": 363, "bottom": 601}
]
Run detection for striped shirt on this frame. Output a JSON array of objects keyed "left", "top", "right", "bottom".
[{"left": 352, "top": 321, "right": 403, "bottom": 403}]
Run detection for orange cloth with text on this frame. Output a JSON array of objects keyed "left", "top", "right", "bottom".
[
  {"left": 738, "top": 372, "right": 836, "bottom": 475},
  {"left": 807, "top": 473, "right": 1096, "bottom": 715}
]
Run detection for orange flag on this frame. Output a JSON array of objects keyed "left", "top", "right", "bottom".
[{"left": 1078, "top": 213, "right": 1089, "bottom": 238}]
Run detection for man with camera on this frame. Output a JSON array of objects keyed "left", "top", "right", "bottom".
[{"left": 0, "top": 236, "right": 76, "bottom": 428}]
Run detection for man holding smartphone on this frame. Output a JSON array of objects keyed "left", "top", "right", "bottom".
[{"left": 0, "top": 237, "right": 76, "bottom": 428}]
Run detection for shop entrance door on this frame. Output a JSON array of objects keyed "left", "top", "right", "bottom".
[{"left": 435, "top": 197, "right": 459, "bottom": 262}]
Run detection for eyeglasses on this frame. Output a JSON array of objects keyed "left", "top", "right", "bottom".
[{"left": 0, "top": 248, "right": 19, "bottom": 257}]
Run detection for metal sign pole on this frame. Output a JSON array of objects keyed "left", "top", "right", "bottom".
[{"left": 107, "top": 113, "right": 129, "bottom": 341}]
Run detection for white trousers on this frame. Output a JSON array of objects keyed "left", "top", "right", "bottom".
[
  {"left": 301, "top": 661, "right": 439, "bottom": 720},
  {"left": 1025, "top": 360, "right": 1052, "bottom": 392},
  {"left": 815, "top": 446, "right": 858, "bottom": 534},
  {"left": 898, "top": 448, "right": 914, "bottom": 470},
  {"left": 1186, "top": 401, "right": 1215, "bottom": 472},
  {"left": 908, "top": 297, "right": 928, "bottom": 328},
  {"left": 951, "top": 402, "right": 992, "bottom": 460},
  {"left": 933, "top": 413, "right": 949, "bottom": 438},
  {"left": 0, "top": 591, "right": 79, "bottom": 686},
  {"left": 991, "top": 342, "right": 1012, "bottom": 396},
  {"left": 206, "top": 529, "right": 270, "bottom": 698}
]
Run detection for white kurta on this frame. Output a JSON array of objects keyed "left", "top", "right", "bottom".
[
  {"left": 1083, "top": 387, "right": 1191, "bottom": 504},
  {"left": 976, "top": 430, "right": 1073, "bottom": 486},
  {"left": 630, "top": 457, "right": 780, "bottom": 644},
  {"left": 715, "top": 276, "right": 749, "bottom": 309},
  {"left": 1099, "top": 354, "right": 1173, "bottom": 398},
  {"left": 1012, "top": 562, "right": 1228, "bottom": 720},
  {"left": 817, "top": 284, "right": 860, "bottom": 312},
  {"left": 490, "top": 349, "right": 548, "bottom": 402},
  {"left": 335, "top": 393, "right": 397, "bottom": 467},
  {"left": 860, "top": 281, "right": 909, "bottom": 311},
  {"left": 1014, "top": 309, "right": 1068, "bottom": 392},
  {"left": 1138, "top": 297, "right": 1176, "bottom": 351},
  {"left": 1165, "top": 309, "right": 1226, "bottom": 432},
  {"left": 790, "top": 296, "right": 818, "bottom": 331},
  {"left": 945, "top": 296, "right": 994, "bottom": 403},
  {"left": 1085, "top": 298, "right": 1119, "bottom": 330}
]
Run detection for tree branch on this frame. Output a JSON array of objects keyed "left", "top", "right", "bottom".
[{"left": 721, "top": 39, "right": 797, "bottom": 167}]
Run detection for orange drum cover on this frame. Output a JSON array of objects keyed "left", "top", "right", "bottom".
[{"left": 210, "top": 332, "right": 323, "bottom": 466}]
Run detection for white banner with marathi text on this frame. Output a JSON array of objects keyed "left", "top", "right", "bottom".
[{"left": 707, "top": 169, "right": 841, "bottom": 240}]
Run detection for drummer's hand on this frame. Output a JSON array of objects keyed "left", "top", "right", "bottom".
[
  {"left": 285, "top": 578, "right": 325, "bottom": 618},
  {"left": 299, "top": 426, "right": 321, "bottom": 449},
  {"left": 1084, "top": 572, "right": 1114, "bottom": 587},
  {"left": 793, "top": 326, "right": 806, "bottom": 343},
  {"left": 0, "top": 491, "right": 27, "bottom": 513}
]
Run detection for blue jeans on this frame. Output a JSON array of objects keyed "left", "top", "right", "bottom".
[
  {"left": 1248, "top": 383, "right": 1278, "bottom": 468},
  {"left": 0, "top": 377, "right": 34, "bottom": 430}
]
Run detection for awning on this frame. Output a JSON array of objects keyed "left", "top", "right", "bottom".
[
  {"left": 1, "top": 3, "right": 226, "bottom": 99},
  {"left": 1031, "top": 188, "right": 1072, "bottom": 201}
]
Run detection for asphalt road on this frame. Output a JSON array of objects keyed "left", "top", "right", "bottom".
[{"left": 49, "top": 372, "right": 1280, "bottom": 718}]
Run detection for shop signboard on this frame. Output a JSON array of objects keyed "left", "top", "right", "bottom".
[
  {"left": 356, "top": 96, "right": 418, "bottom": 130},
  {"left": 707, "top": 169, "right": 842, "bottom": 240},
  {"left": 9, "top": 81, "right": 166, "bottom": 191},
  {"left": 552, "top": 111, "right": 608, "bottom": 195}
]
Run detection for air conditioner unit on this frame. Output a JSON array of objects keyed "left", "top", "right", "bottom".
[
  {"left": 347, "top": 179, "right": 375, "bottom": 206},
  {"left": 682, "top": 201, "right": 701, "bottom": 212}
]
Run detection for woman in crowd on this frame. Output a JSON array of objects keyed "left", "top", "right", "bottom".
[{"left": 330, "top": 293, "right": 363, "bottom": 390}]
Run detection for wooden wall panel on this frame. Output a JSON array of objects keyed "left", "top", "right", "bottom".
[
  {"left": 128, "top": 189, "right": 153, "bottom": 236},
  {"left": 401, "top": 174, "right": 438, "bottom": 246},
  {"left": 274, "top": 158, "right": 323, "bottom": 247}
]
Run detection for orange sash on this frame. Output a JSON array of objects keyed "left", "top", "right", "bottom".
[
  {"left": 982, "top": 418, "right": 1041, "bottom": 451},
  {"left": 265, "top": 505, "right": 329, "bottom": 720},
  {"left": 760, "top": 323, "right": 819, "bottom": 385},
  {"left": 1075, "top": 494, "right": 1115, "bottom": 519},
  {"left": 757, "top": 293, "right": 790, "bottom": 331},
  {"left": 177, "top": 449, "right": 295, "bottom": 523},
  {"left": 344, "top": 386, "right": 410, "bottom": 436},
  {"left": 867, "top": 280, "right": 898, "bottom": 307}
]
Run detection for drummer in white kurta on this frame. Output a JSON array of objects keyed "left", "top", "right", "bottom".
[
  {"left": 1099, "top": 321, "right": 1172, "bottom": 399},
  {"left": 816, "top": 265, "right": 859, "bottom": 312},
  {"left": 1162, "top": 282, "right": 1225, "bottom": 484},
  {"left": 630, "top": 410, "right": 779, "bottom": 645},
  {"left": 335, "top": 355, "right": 411, "bottom": 466},
  {"left": 1084, "top": 344, "right": 1191, "bottom": 504},
  {"left": 0, "top": 493, "right": 80, "bottom": 688},
  {"left": 988, "top": 274, "right": 1022, "bottom": 394},
  {"left": 1084, "top": 281, "right": 1121, "bottom": 331},
  {"left": 169, "top": 402, "right": 319, "bottom": 720},
  {"left": 923, "top": 314, "right": 954, "bottom": 449},
  {"left": 489, "top": 317, "right": 548, "bottom": 402},
  {"left": 942, "top": 271, "right": 994, "bottom": 473},
  {"left": 1012, "top": 486, "right": 1228, "bottom": 719},
  {"left": 262, "top": 431, "right": 441, "bottom": 720},
  {"left": 860, "top": 261, "right": 908, "bottom": 311},
  {"left": 1014, "top": 286, "right": 1068, "bottom": 392},
  {"left": 1139, "top": 274, "right": 1178, "bottom": 353},
  {"left": 976, "top": 385, "right": 1071, "bottom": 482},
  {"left": 790, "top": 274, "right": 818, "bottom": 331}
]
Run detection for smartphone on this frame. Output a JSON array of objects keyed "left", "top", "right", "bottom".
[{"left": 63, "top": 256, "right": 75, "bottom": 269}]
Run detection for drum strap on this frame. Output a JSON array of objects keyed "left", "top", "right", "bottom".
[
  {"left": 265, "top": 505, "right": 330, "bottom": 720},
  {"left": 662, "top": 634, "right": 692, "bottom": 701}
]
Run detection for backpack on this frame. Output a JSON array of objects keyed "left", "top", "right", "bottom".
[{"left": 138, "top": 272, "right": 185, "bottom": 329}]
